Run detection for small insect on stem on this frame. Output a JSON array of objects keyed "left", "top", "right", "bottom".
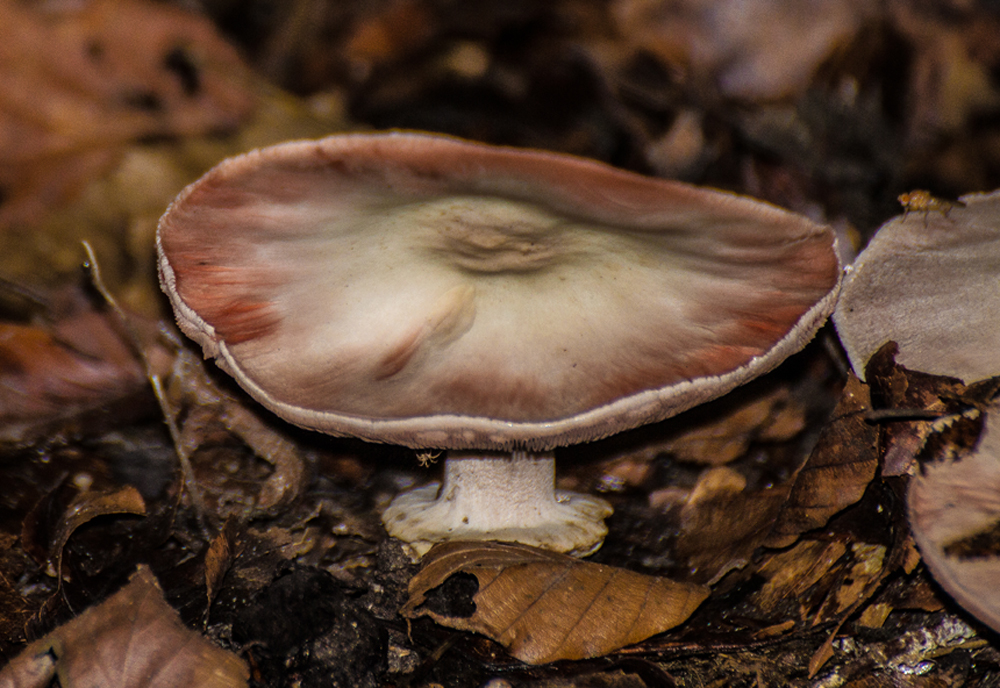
[{"left": 898, "top": 190, "right": 966, "bottom": 227}]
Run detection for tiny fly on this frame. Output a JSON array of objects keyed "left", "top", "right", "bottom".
[{"left": 898, "top": 190, "right": 966, "bottom": 226}]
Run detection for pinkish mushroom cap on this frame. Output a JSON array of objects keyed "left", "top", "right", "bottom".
[
  {"left": 158, "top": 132, "right": 841, "bottom": 556},
  {"left": 157, "top": 132, "right": 841, "bottom": 452}
]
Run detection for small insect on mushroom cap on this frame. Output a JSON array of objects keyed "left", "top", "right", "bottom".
[
  {"left": 898, "top": 190, "right": 966, "bottom": 227},
  {"left": 156, "top": 132, "right": 842, "bottom": 451},
  {"left": 834, "top": 188, "right": 1000, "bottom": 384}
]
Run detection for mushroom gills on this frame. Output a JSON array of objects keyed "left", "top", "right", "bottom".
[{"left": 383, "top": 451, "right": 613, "bottom": 558}]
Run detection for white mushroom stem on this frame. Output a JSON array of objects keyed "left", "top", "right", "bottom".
[{"left": 382, "top": 450, "right": 613, "bottom": 558}]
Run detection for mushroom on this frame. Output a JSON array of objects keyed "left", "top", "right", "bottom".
[
  {"left": 834, "top": 189, "right": 1000, "bottom": 633},
  {"left": 833, "top": 189, "right": 1000, "bottom": 382},
  {"left": 157, "top": 132, "right": 841, "bottom": 557},
  {"left": 908, "top": 400, "right": 1000, "bottom": 634}
]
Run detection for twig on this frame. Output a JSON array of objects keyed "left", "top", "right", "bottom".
[{"left": 80, "top": 240, "right": 208, "bottom": 534}]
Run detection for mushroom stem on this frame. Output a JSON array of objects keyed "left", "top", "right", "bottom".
[{"left": 382, "top": 450, "right": 613, "bottom": 558}]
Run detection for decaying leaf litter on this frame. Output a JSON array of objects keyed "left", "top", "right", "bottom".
[{"left": 3, "top": 0, "right": 1000, "bottom": 686}]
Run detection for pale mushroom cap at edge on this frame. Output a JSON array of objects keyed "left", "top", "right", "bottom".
[
  {"left": 157, "top": 131, "right": 841, "bottom": 451},
  {"left": 833, "top": 189, "right": 1000, "bottom": 383},
  {"left": 908, "top": 403, "right": 1000, "bottom": 633}
]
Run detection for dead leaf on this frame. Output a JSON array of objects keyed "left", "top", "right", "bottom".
[
  {"left": 751, "top": 539, "right": 848, "bottom": 619},
  {"left": 0, "top": 0, "right": 254, "bottom": 227},
  {"left": 767, "top": 374, "right": 878, "bottom": 547},
  {"left": 401, "top": 541, "right": 709, "bottom": 664},
  {"left": 48, "top": 486, "right": 146, "bottom": 576},
  {"left": 0, "top": 565, "right": 248, "bottom": 688},
  {"left": 660, "top": 386, "right": 807, "bottom": 466},
  {"left": 205, "top": 519, "right": 242, "bottom": 614},
  {"left": 818, "top": 542, "right": 888, "bottom": 619},
  {"left": 0, "top": 285, "right": 151, "bottom": 445},
  {"left": 584, "top": 383, "right": 811, "bottom": 487},
  {"left": 673, "top": 461, "right": 800, "bottom": 584},
  {"left": 865, "top": 343, "right": 995, "bottom": 477},
  {"left": 612, "top": 0, "right": 870, "bottom": 100},
  {"left": 805, "top": 541, "right": 893, "bottom": 678},
  {"left": 20, "top": 482, "right": 146, "bottom": 583},
  {"left": 798, "top": 486, "right": 916, "bottom": 677}
]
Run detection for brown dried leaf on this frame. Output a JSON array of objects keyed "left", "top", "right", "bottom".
[
  {"left": 751, "top": 539, "right": 848, "bottom": 619},
  {"left": 673, "top": 462, "right": 798, "bottom": 584},
  {"left": 661, "top": 386, "right": 806, "bottom": 466},
  {"left": 749, "top": 535, "right": 894, "bottom": 651},
  {"left": 726, "top": 474, "right": 912, "bottom": 648},
  {"left": 47, "top": 486, "right": 146, "bottom": 569},
  {"left": 205, "top": 519, "right": 242, "bottom": 612},
  {"left": 865, "top": 343, "right": 995, "bottom": 477},
  {"left": 815, "top": 542, "right": 889, "bottom": 620},
  {"left": 401, "top": 541, "right": 709, "bottom": 665},
  {"left": 767, "top": 374, "right": 878, "bottom": 547},
  {"left": 651, "top": 376, "right": 864, "bottom": 584},
  {"left": 21, "top": 482, "right": 147, "bottom": 580},
  {"left": 0, "top": 565, "right": 248, "bottom": 688},
  {"left": 586, "top": 383, "right": 810, "bottom": 490},
  {"left": 796, "top": 486, "right": 916, "bottom": 677},
  {"left": 0, "top": 287, "right": 150, "bottom": 444},
  {"left": 0, "top": 0, "right": 254, "bottom": 227},
  {"left": 804, "top": 539, "right": 896, "bottom": 678},
  {"left": 866, "top": 341, "right": 974, "bottom": 413}
]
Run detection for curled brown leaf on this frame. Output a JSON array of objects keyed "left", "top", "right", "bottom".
[{"left": 402, "top": 541, "right": 709, "bottom": 664}]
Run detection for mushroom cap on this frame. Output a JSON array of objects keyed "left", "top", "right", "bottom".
[
  {"left": 908, "top": 403, "right": 1000, "bottom": 633},
  {"left": 833, "top": 189, "right": 1000, "bottom": 383},
  {"left": 157, "top": 132, "right": 841, "bottom": 450}
]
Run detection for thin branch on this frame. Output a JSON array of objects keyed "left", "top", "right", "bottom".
[{"left": 80, "top": 240, "right": 208, "bottom": 534}]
